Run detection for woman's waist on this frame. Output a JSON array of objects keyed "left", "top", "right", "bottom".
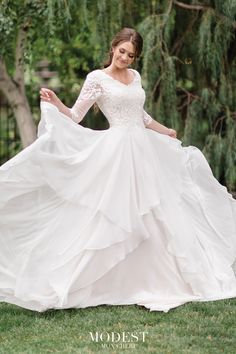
[{"left": 106, "top": 116, "right": 145, "bottom": 129}]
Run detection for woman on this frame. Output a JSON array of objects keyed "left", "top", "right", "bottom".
[{"left": 0, "top": 28, "right": 236, "bottom": 313}]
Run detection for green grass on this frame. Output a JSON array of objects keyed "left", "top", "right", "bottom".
[{"left": 0, "top": 299, "right": 236, "bottom": 353}]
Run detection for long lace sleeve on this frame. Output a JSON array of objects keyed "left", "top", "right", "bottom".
[
  {"left": 70, "top": 71, "right": 103, "bottom": 123},
  {"left": 143, "top": 110, "right": 154, "bottom": 127}
]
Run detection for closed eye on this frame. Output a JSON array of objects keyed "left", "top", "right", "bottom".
[{"left": 119, "top": 48, "right": 134, "bottom": 58}]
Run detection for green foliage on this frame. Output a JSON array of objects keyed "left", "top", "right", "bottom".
[
  {"left": 183, "top": 100, "right": 204, "bottom": 147},
  {"left": 214, "top": 0, "right": 236, "bottom": 20},
  {"left": 203, "top": 134, "right": 225, "bottom": 181},
  {"left": 138, "top": 2, "right": 179, "bottom": 130},
  {"left": 225, "top": 109, "right": 236, "bottom": 189},
  {"left": 1, "top": 0, "right": 236, "bottom": 190},
  {"left": 198, "top": 10, "right": 233, "bottom": 80}
]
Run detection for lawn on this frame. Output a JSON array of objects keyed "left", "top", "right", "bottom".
[{"left": 0, "top": 298, "right": 235, "bottom": 353}]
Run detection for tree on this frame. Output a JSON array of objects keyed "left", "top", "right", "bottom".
[{"left": 0, "top": 0, "right": 72, "bottom": 147}]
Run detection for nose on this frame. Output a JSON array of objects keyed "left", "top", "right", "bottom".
[{"left": 121, "top": 53, "right": 128, "bottom": 62}]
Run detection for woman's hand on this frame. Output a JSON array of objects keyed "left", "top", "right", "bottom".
[
  {"left": 40, "top": 88, "right": 73, "bottom": 119},
  {"left": 167, "top": 128, "right": 177, "bottom": 139},
  {"left": 40, "top": 88, "right": 60, "bottom": 107}
]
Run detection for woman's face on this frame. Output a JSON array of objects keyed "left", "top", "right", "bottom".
[{"left": 111, "top": 41, "right": 135, "bottom": 69}]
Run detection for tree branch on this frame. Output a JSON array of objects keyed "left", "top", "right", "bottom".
[
  {"left": 166, "top": 0, "right": 173, "bottom": 17},
  {"left": 0, "top": 57, "right": 17, "bottom": 99},
  {"left": 173, "top": 1, "right": 208, "bottom": 11},
  {"left": 0, "top": 57, "right": 19, "bottom": 103},
  {"left": 0, "top": 57, "right": 10, "bottom": 83},
  {"left": 173, "top": 0, "right": 236, "bottom": 29},
  {"left": 14, "top": 23, "right": 29, "bottom": 88}
]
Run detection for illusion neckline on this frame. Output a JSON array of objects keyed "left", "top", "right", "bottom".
[{"left": 99, "top": 69, "right": 136, "bottom": 87}]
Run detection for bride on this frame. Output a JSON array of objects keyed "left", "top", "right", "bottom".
[{"left": 0, "top": 27, "right": 236, "bottom": 313}]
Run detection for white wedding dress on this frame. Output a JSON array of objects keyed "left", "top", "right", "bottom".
[{"left": 0, "top": 68, "right": 236, "bottom": 313}]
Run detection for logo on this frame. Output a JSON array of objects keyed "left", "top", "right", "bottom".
[{"left": 89, "top": 331, "right": 148, "bottom": 350}]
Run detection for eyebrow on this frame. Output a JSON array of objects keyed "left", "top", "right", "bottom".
[{"left": 119, "top": 47, "right": 135, "bottom": 55}]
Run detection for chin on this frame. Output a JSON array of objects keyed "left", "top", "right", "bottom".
[{"left": 115, "top": 60, "right": 128, "bottom": 69}]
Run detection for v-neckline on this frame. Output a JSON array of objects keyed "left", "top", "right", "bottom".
[{"left": 99, "top": 69, "right": 136, "bottom": 87}]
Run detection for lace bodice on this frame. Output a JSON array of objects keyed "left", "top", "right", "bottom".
[{"left": 70, "top": 69, "right": 154, "bottom": 128}]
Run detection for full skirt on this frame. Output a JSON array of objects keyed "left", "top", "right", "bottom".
[{"left": 0, "top": 102, "right": 236, "bottom": 313}]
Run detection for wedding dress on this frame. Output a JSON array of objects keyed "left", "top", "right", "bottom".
[{"left": 0, "top": 68, "right": 236, "bottom": 313}]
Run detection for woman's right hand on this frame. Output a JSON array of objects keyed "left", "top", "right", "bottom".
[{"left": 40, "top": 88, "right": 60, "bottom": 107}]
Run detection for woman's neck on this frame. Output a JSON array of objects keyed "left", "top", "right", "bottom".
[{"left": 105, "top": 64, "right": 129, "bottom": 76}]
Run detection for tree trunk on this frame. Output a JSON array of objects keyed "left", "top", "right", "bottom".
[
  {"left": 0, "top": 25, "right": 37, "bottom": 148},
  {"left": 11, "top": 92, "right": 37, "bottom": 148},
  {"left": 0, "top": 68, "right": 37, "bottom": 148}
]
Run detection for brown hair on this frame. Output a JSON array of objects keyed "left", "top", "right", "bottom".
[{"left": 103, "top": 27, "right": 143, "bottom": 68}]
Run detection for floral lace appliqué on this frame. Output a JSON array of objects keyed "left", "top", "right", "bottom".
[
  {"left": 69, "top": 69, "right": 154, "bottom": 128},
  {"left": 70, "top": 73, "right": 103, "bottom": 123}
]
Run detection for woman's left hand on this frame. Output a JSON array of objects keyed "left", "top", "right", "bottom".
[{"left": 167, "top": 128, "right": 177, "bottom": 139}]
